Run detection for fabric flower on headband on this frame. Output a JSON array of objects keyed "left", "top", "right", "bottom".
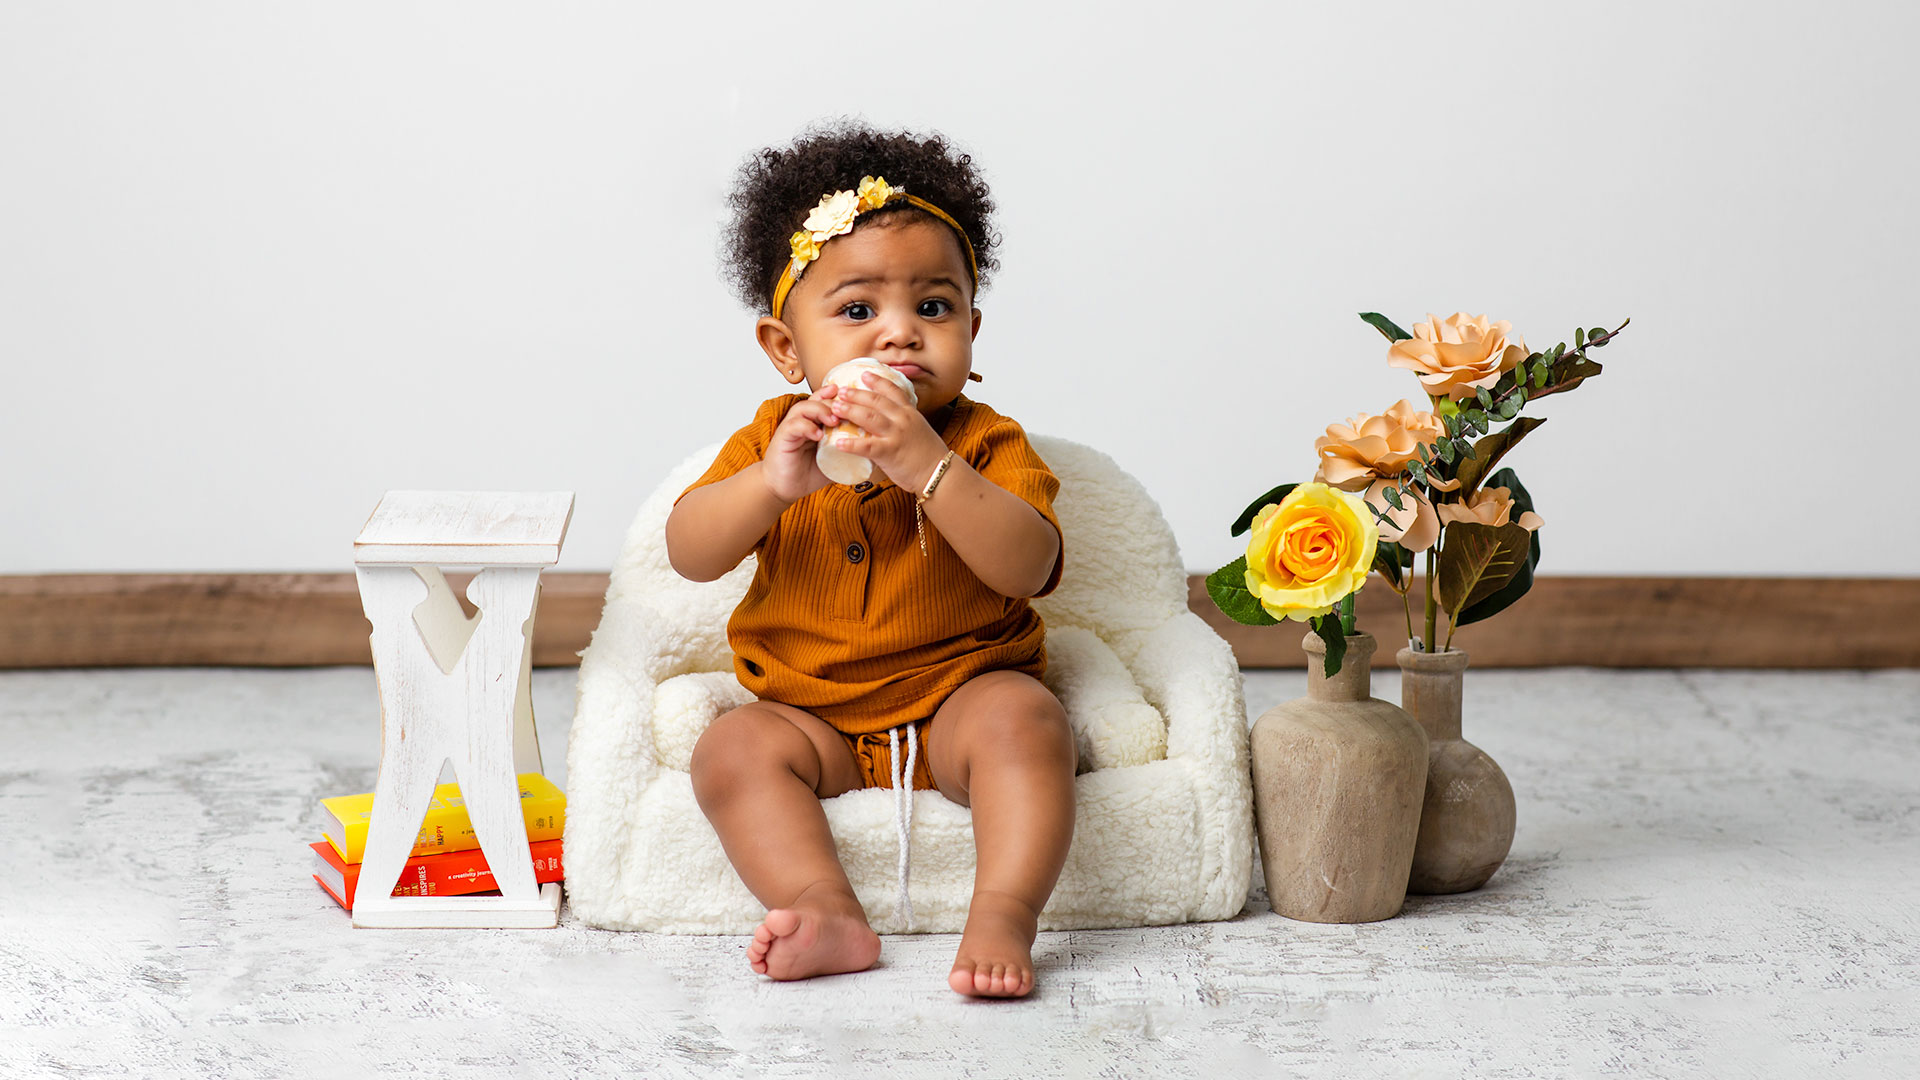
[
  {"left": 857, "top": 175, "right": 893, "bottom": 210},
  {"left": 788, "top": 176, "right": 903, "bottom": 280}
]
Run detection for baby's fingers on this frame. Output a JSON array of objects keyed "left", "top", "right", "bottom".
[
  {"left": 828, "top": 398, "right": 885, "bottom": 435},
  {"left": 785, "top": 399, "right": 840, "bottom": 436}
]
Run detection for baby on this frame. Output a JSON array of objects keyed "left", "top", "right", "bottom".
[{"left": 665, "top": 124, "right": 1075, "bottom": 998}]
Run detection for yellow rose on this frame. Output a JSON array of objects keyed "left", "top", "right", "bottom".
[
  {"left": 1243, "top": 483, "right": 1379, "bottom": 622},
  {"left": 1387, "top": 313, "right": 1529, "bottom": 402},
  {"left": 857, "top": 175, "right": 894, "bottom": 211}
]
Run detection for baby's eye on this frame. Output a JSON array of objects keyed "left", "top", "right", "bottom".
[
  {"left": 841, "top": 302, "right": 874, "bottom": 321},
  {"left": 917, "top": 299, "right": 953, "bottom": 318}
]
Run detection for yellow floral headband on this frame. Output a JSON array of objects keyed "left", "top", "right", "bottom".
[{"left": 770, "top": 175, "right": 979, "bottom": 320}]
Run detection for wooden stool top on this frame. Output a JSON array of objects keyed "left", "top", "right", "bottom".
[{"left": 354, "top": 491, "right": 575, "bottom": 567}]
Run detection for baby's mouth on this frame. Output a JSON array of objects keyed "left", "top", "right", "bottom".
[{"left": 886, "top": 362, "right": 926, "bottom": 379}]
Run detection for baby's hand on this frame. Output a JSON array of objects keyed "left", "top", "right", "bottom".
[
  {"left": 761, "top": 387, "right": 845, "bottom": 504},
  {"left": 827, "top": 374, "right": 948, "bottom": 492}
]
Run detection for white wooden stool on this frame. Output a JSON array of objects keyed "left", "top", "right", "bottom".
[{"left": 351, "top": 490, "right": 575, "bottom": 928}]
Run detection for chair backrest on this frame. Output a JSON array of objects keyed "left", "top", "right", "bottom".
[{"left": 1025, "top": 434, "right": 1188, "bottom": 638}]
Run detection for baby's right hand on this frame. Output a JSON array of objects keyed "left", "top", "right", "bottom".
[{"left": 760, "top": 386, "right": 845, "bottom": 504}]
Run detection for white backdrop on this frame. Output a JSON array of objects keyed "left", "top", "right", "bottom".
[{"left": 3, "top": 2, "right": 1915, "bottom": 576}]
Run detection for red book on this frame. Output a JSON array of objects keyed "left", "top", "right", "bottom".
[{"left": 311, "top": 837, "right": 564, "bottom": 909}]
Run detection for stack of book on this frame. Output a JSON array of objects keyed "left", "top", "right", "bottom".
[{"left": 312, "top": 772, "right": 567, "bottom": 911}]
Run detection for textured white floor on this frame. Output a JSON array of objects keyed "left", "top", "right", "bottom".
[{"left": 2, "top": 664, "right": 1917, "bottom": 1079}]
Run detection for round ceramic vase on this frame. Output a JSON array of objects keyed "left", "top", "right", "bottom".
[
  {"left": 1250, "top": 632, "right": 1429, "bottom": 923},
  {"left": 1396, "top": 645, "right": 1516, "bottom": 894}
]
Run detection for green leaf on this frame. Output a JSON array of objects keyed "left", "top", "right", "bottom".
[
  {"left": 1416, "top": 442, "right": 1431, "bottom": 463},
  {"left": 1454, "top": 416, "right": 1546, "bottom": 498},
  {"left": 1454, "top": 468, "right": 1542, "bottom": 626},
  {"left": 1382, "top": 485, "right": 1405, "bottom": 511},
  {"left": 1206, "top": 556, "right": 1281, "bottom": 626},
  {"left": 1358, "top": 312, "right": 1412, "bottom": 342},
  {"left": 1310, "top": 614, "right": 1348, "bottom": 678},
  {"left": 1230, "top": 483, "right": 1298, "bottom": 537},
  {"left": 1496, "top": 398, "right": 1518, "bottom": 420},
  {"left": 1436, "top": 439, "right": 1456, "bottom": 464},
  {"left": 1476, "top": 387, "right": 1494, "bottom": 410},
  {"left": 1436, "top": 520, "right": 1532, "bottom": 620},
  {"left": 1372, "top": 540, "right": 1408, "bottom": 589},
  {"left": 1588, "top": 326, "right": 1608, "bottom": 344},
  {"left": 1575, "top": 327, "right": 1587, "bottom": 348},
  {"left": 1532, "top": 356, "right": 1604, "bottom": 400}
]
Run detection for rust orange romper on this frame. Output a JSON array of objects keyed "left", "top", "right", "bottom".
[{"left": 676, "top": 393, "right": 1064, "bottom": 790}]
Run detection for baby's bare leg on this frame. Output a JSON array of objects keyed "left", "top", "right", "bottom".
[
  {"left": 926, "top": 671, "right": 1077, "bottom": 998},
  {"left": 690, "top": 701, "right": 879, "bottom": 980}
]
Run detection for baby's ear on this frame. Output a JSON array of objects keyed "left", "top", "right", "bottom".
[
  {"left": 755, "top": 317, "right": 806, "bottom": 384},
  {"left": 970, "top": 307, "right": 983, "bottom": 342}
]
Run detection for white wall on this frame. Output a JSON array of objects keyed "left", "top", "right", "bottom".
[{"left": 3, "top": 2, "right": 1915, "bottom": 576}]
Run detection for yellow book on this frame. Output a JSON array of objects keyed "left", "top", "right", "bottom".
[{"left": 321, "top": 772, "right": 566, "bottom": 864}]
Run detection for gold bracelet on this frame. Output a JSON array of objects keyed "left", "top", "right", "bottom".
[
  {"left": 913, "top": 449, "right": 956, "bottom": 558},
  {"left": 918, "top": 450, "right": 956, "bottom": 503}
]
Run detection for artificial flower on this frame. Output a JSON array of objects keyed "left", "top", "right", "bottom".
[
  {"left": 1363, "top": 478, "right": 1441, "bottom": 552},
  {"left": 1243, "top": 483, "right": 1379, "bottom": 622},
  {"left": 804, "top": 189, "right": 862, "bottom": 242},
  {"left": 789, "top": 230, "right": 819, "bottom": 270},
  {"left": 1387, "top": 313, "right": 1529, "bottom": 402},
  {"left": 1437, "top": 485, "right": 1544, "bottom": 531},
  {"left": 857, "top": 175, "right": 894, "bottom": 211},
  {"left": 1313, "top": 399, "right": 1452, "bottom": 491}
]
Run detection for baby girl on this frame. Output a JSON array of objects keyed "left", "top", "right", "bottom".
[{"left": 664, "top": 123, "right": 1075, "bottom": 998}]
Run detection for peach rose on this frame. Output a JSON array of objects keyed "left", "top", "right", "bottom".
[
  {"left": 1387, "top": 313, "right": 1529, "bottom": 402},
  {"left": 1437, "top": 485, "right": 1544, "bottom": 531},
  {"left": 1243, "top": 483, "right": 1379, "bottom": 622},
  {"left": 1363, "top": 478, "right": 1440, "bottom": 553},
  {"left": 1313, "top": 399, "right": 1448, "bottom": 491}
]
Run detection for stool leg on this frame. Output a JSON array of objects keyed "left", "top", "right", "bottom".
[
  {"left": 355, "top": 565, "right": 449, "bottom": 908},
  {"left": 454, "top": 566, "right": 541, "bottom": 900}
]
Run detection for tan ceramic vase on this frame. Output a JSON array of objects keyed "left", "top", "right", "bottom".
[
  {"left": 1396, "top": 646, "right": 1516, "bottom": 894},
  {"left": 1250, "top": 632, "right": 1429, "bottom": 923}
]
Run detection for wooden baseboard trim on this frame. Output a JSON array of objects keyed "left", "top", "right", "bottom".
[{"left": 2, "top": 572, "right": 1914, "bottom": 670}]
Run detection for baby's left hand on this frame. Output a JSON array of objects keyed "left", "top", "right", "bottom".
[{"left": 828, "top": 373, "right": 949, "bottom": 492}]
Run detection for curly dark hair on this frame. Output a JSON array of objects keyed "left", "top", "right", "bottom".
[{"left": 721, "top": 119, "right": 999, "bottom": 313}]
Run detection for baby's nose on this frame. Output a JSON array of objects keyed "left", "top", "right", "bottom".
[{"left": 871, "top": 312, "right": 920, "bottom": 346}]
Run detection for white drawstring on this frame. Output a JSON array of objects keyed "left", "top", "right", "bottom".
[{"left": 888, "top": 724, "right": 919, "bottom": 930}]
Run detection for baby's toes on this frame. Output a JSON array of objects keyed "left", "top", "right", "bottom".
[{"left": 948, "top": 963, "right": 980, "bottom": 996}]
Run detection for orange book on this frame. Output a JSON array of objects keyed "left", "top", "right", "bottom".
[{"left": 310, "top": 837, "right": 564, "bottom": 909}]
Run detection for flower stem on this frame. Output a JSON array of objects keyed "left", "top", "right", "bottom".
[{"left": 1423, "top": 546, "right": 1438, "bottom": 652}]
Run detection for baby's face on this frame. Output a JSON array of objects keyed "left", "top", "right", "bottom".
[{"left": 770, "top": 217, "right": 979, "bottom": 415}]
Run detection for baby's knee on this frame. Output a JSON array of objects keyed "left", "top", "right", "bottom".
[
  {"left": 690, "top": 706, "right": 804, "bottom": 800},
  {"left": 978, "top": 686, "right": 1075, "bottom": 768}
]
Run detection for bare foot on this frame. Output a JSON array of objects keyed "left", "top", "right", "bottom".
[
  {"left": 747, "top": 882, "right": 881, "bottom": 981},
  {"left": 949, "top": 890, "right": 1039, "bottom": 998}
]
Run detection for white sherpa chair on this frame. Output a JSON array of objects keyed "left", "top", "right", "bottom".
[{"left": 564, "top": 435, "right": 1252, "bottom": 934}]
